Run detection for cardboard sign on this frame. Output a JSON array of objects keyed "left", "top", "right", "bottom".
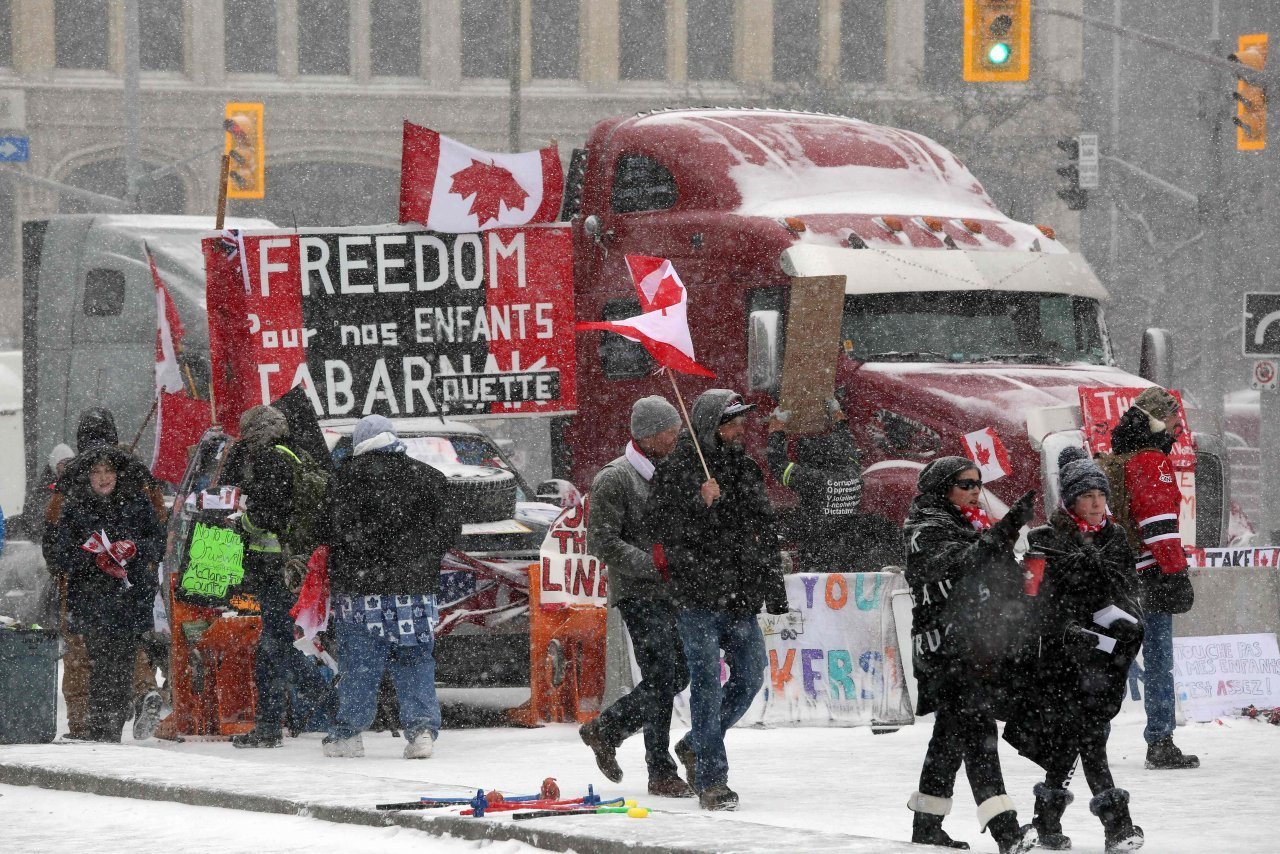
[
  {"left": 961, "top": 427, "right": 1012, "bottom": 483},
  {"left": 536, "top": 499, "right": 608, "bottom": 609},
  {"left": 1172, "top": 633, "right": 1280, "bottom": 721},
  {"left": 779, "top": 276, "right": 847, "bottom": 434},
  {"left": 179, "top": 521, "right": 246, "bottom": 602},
  {"left": 1078, "top": 386, "right": 1195, "bottom": 470},
  {"left": 1187, "top": 546, "right": 1280, "bottom": 568},
  {"left": 204, "top": 224, "right": 576, "bottom": 430}
]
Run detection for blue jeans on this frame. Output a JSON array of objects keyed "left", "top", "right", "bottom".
[
  {"left": 328, "top": 615, "right": 441, "bottom": 742},
  {"left": 676, "top": 608, "right": 767, "bottom": 791},
  {"left": 254, "top": 582, "right": 331, "bottom": 736},
  {"left": 1142, "top": 610, "right": 1175, "bottom": 744},
  {"left": 596, "top": 597, "right": 689, "bottom": 778}
]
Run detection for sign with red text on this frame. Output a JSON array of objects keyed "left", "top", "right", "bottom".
[
  {"left": 536, "top": 498, "right": 608, "bottom": 609},
  {"left": 1078, "top": 386, "right": 1195, "bottom": 470},
  {"left": 204, "top": 224, "right": 576, "bottom": 432},
  {"left": 1187, "top": 546, "right": 1280, "bottom": 568}
]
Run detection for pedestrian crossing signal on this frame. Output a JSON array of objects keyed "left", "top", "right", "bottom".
[
  {"left": 963, "top": 0, "right": 1031, "bottom": 83},
  {"left": 224, "top": 102, "right": 265, "bottom": 199}
]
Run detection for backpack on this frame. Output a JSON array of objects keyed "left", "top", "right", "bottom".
[
  {"left": 1095, "top": 451, "right": 1141, "bottom": 553},
  {"left": 273, "top": 444, "right": 330, "bottom": 558}
]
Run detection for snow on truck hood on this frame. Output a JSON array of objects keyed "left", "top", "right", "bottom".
[
  {"left": 782, "top": 246, "right": 1106, "bottom": 300},
  {"left": 858, "top": 361, "right": 1145, "bottom": 427}
]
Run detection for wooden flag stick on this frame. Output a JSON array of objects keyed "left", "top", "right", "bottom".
[
  {"left": 666, "top": 370, "right": 711, "bottom": 482},
  {"left": 215, "top": 153, "right": 230, "bottom": 230},
  {"left": 129, "top": 396, "right": 160, "bottom": 455}
]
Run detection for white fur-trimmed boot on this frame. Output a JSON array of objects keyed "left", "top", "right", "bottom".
[
  {"left": 908, "top": 791, "right": 969, "bottom": 849},
  {"left": 978, "top": 794, "right": 1035, "bottom": 854}
]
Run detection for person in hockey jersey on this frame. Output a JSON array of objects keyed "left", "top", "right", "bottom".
[
  {"left": 579, "top": 396, "right": 693, "bottom": 798},
  {"left": 316, "top": 415, "right": 460, "bottom": 759},
  {"left": 1107, "top": 386, "right": 1199, "bottom": 770},
  {"left": 1005, "top": 448, "right": 1145, "bottom": 853},
  {"left": 52, "top": 447, "right": 164, "bottom": 742},
  {"left": 903, "top": 456, "right": 1036, "bottom": 853}
]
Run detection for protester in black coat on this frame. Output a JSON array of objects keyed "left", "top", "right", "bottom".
[
  {"left": 903, "top": 456, "right": 1036, "bottom": 853},
  {"left": 645, "top": 388, "right": 788, "bottom": 811},
  {"left": 54, "top": 447, "right": 163, "bottom": 742},
  {"left": 317, "top": 415, "right": 460, "bottom": 760},
  {"left": 1005, "top": 447, "right": 1145, "bottom": 853}
]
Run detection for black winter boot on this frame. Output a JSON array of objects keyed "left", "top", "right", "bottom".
[
  {"left": 979, "top": 796, "right": 1036, "bottom": 854},
  {"left": 1144, "top": 736, "right": 1199, "bottom": 769},
  {"left": 909, "top": 792, "right": 969, "bottom": 848},
  {"left": 1090, "top": 788, "right": 1144, "bottom": 853},
  {"left": 1031, "top": 783, "right": 1074, "bottom": 850},
  {"left": 911, "top": 812, "right": 970, "bottom": 849},
  {"left": 578, "top": 720, "right": 623, "bottom": 783}
]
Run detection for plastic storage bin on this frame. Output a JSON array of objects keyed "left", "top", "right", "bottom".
[{"left": 0, "top": 628, "right": 58, "bottom": 743}]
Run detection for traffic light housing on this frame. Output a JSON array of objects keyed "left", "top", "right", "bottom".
[
  {"left": 964, "top": 0, "right": 1031, "bottom": 82},
  {"left": 1231, "top": 33, "right": 1267, "bottom": 152},
  {"left": 224, "top": 102, "right": 265, "bottom": 199},
  {"left": 1056, "top": 137, "right": 1087, "bottom": 211}
]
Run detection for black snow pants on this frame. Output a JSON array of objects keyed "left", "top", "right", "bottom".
[
  {"left": 1044, "top": 727, "right": 1116, "bottom": 795},
  {"left": 83, "top": 624, "right": 141, "bottom": 742},
  {"left": 918, "top": 686, "right": 1009, "bottom": 805}
]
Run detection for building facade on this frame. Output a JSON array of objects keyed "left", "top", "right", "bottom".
[{"left": 0, "top": 0, "right": 1089, "bottom": 343}]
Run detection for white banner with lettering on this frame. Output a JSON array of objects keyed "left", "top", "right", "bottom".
[{"left": 536, "top": 499, "right": 608, "bottom": 609}]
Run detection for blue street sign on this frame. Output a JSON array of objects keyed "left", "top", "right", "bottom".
[{"left": 0, "top": 136, "right": 29, "bottom": 163}]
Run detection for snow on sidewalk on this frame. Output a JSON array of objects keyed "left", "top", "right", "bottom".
[{"left": 1, "top": 713, "right": 1277, "bottom": 853}]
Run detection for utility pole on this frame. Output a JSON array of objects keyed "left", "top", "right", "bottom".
[
  {"left": 1197, "top": 0, "right": 1227, "bottom": 437},
  {"left": 508, "top": 0, "right": 521, "bottom": 152},
  {"left": 122, "top": 0, "right": 143, "bottom": 212}
]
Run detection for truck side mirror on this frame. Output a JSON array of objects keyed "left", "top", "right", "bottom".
[
  {"left": 1139, "top": 328, "right": 1173, "bottom": 388},
  {"left": 748, "top": 309, "right": 781, "bottom": 394}
]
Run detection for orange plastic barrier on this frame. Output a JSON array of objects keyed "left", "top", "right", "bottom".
[
  {"left": 156, "top": 576, "right": 261, "bottom": 739},
  {"left": 508, "top": 564, "right": 607, "bottom": 725}
]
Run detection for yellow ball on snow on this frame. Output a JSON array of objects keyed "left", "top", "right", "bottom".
[
  {"left": 624, "top": 799, "right": 637, "bottom": 808},
  {"left": 627, "top": 806, "right": 649, "bottom": 818}
]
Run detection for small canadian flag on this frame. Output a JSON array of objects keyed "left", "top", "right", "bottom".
[{"left": 961, "top": 427, "right": 1013, "bottom": 483}]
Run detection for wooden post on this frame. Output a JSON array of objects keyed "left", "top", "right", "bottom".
[
  {"left": 128, "top": 396, "right": 160, "bottom": 454},
  {"left": 215, "top": 153, "right": 230, "bottom": 230},
  {"left": 667, "top": 370, "right": 711, "bottom": 482}
]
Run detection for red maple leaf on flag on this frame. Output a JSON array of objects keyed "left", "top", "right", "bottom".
[
  {"left": 974, "top": 444, "right": 991, "bottom": 466},
  {"left": 448, "top": 159, "right": 530, "bottom": 227}
]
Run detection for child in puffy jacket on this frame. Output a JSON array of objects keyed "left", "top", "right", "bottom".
[{"left": 54, "top": 448, "right": 163, "bottom": 742}]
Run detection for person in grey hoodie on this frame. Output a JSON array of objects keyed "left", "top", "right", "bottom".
[
  {"left": 579, "top": 396, "right": 693, "bottom": 798},
  {"left": 645, "top": 388, "right": 789, "bottom": 811}
]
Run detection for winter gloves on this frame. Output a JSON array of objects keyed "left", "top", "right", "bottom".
[
  {"left": 987, "top": 491, "right": 1037, "bottom": 544},
  {"left": 95, "top": 539, "right": 137, "bottom": 580}
]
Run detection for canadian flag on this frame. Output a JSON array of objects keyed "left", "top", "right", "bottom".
[
  {"left": 398, "top": 122, "right": 564, "bottom": 232},
  {"left": 149, "top": 249, "right": 211, "bottom": 484},
  {"left": 290, "top": 546, "right": 338, "bottom": 671},
  {"left": 576, "top": 255, "right": 715, "bottom": 378},
  {"left": 961, "top": 427, "right": 1013, "bottom": 483}
]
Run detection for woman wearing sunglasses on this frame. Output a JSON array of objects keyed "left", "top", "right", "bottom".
[{"left": 903, "top": 456, "right": 1037, "bottom": 853}]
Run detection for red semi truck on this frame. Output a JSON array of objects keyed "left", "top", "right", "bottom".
[{"left": 558, "top": 108, "right": 1229, "bottom": 555}]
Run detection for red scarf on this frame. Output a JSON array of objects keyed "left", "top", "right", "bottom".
[
  {"left": 1065, "top": 504, "right": 1110, "bottom": 534},
  {"left": 960, "top": 504, "right": 993, "bottom": 531}
]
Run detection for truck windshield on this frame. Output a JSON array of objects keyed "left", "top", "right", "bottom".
[{"left": 842, "top": 291, "right": 1109, "bottom": 365}]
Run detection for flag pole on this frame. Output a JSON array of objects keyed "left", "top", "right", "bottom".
[
  {"left": 215, "top": 153, "right": 230, "bottom": 230},
  {"left": 129, "top": 396, "right": 159, "bottom": 455},
  {"left": 666, "top": 370, "right": 711, "bottom": 482}
]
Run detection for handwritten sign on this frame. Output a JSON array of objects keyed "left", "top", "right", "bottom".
[
  {"left": 180, "top": 522, "right": 246, "bottom": 601},
  {"left": 1172, "top": 633, "right": 1280, "bottom": 721},
  {"left": 536, "top": 498, "right": 608, "bottom": 608},
  {"left": 1187, "top": 546, "right": 1280, "bottom": 568}
]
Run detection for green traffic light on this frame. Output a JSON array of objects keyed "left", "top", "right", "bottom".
[{"left": 987, "top": 42, "right": 1012, "bottom": 65}]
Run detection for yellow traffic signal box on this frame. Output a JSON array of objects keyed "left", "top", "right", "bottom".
[
  {"left": 1233, "top": 34, "right": 1267, "bottom": 152},
  {"left": 224, "top": 102, "right": 265, "bottom": 199},
  {"left": 964, "top": 0, "right": 1031, "bottom": 83}
]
